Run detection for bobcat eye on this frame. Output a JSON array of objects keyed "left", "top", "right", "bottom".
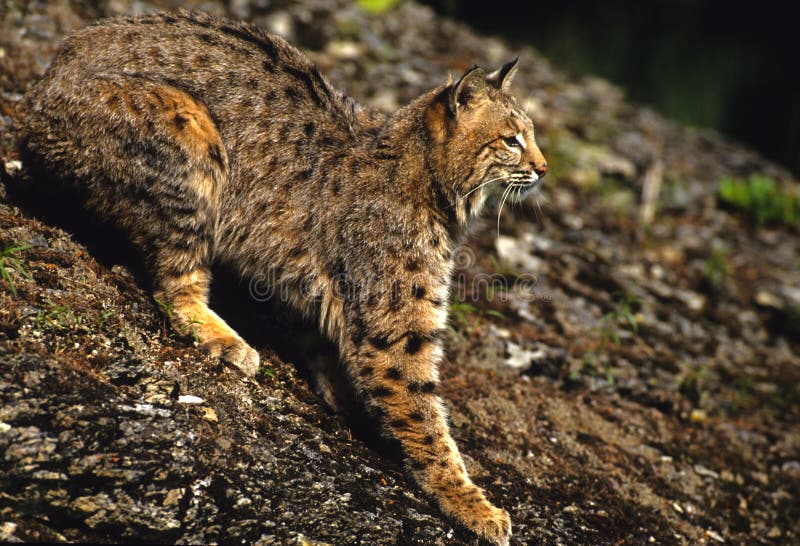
[{"left": 503, "top": 134, "right": 524, "bottom": 149}]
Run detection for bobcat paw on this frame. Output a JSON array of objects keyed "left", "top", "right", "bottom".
[
  {"left": 467, "top": 503, "right": 511, "bottom": 546},
  {"left": 442, "top": 491, "right": 511, "bottom": 546},
  {"left": 203, "top": 335, "right": 260, "bottom": 376}
]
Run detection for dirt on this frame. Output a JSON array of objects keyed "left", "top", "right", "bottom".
[{"left": 1, "top": 1, "right": 798, "bottom": 545}]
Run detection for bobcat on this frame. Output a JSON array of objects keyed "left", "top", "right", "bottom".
[{"left": 17, "top": 11, "right": 547, "bottom": 545}]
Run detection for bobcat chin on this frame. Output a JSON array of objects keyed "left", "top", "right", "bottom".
[{"left": 18, "top": 11, "right": 547, "bottom": 545}]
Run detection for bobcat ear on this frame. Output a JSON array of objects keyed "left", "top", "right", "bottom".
[
  {"left": 487, "top": 58, "right": 519, "bottom": 91},
  {"left": 448, "top": 66, "right": 487, "bottom": 116}
]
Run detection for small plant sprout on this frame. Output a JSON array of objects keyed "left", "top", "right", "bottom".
[
  {"left": 449, "top": 299, "right": 480, "bottom": 333},
  {"left": 153, "top": 296, "right": 175, "bottom": 319},
  {"left": 448, "top": 297, "right": 505, "bottom": 335},
  {"left": 0, "top": 243, "right": 32, "bottom": 297},
  {"left": 704, "top": 247, "right": 731, "bottom": 289},
  {"left": 184, "top": 316, "right": 203, "bottom": 344},
  {"left": 99, "top": 310, "right": 115, "bottom": 330},
  {"left": 34, "top": 300, "right": 84, "bottom": 331},
  {"left": 581, "top": 293, "right": 642, "bottom": 384}
]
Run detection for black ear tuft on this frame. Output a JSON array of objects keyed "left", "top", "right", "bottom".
[
  {"left": 448, "top": 66, "right": 487, "bottom": 116},
  {"left": 487, "top": 58, "right": 519, "bottom": 91}
]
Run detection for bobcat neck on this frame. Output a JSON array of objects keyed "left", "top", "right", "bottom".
[{"left": 365, "top": 90, "right": 474, "bottom": 243}]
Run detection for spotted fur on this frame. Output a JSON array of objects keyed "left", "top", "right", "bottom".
[{"left": 17, "top": 11, "right": 547, "bottom": 545}]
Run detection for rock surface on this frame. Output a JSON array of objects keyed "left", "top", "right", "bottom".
[{"left": 1, "top": 1, "right": 798, "bottom": 544}]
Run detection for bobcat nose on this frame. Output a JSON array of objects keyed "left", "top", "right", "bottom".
[{"left": 534, "top": 162, "right": 548, "bottom": 178}]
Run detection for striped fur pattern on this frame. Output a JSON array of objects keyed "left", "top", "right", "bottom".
[{"left": 17, "top": 11, "right": 547, "bottom": 545}]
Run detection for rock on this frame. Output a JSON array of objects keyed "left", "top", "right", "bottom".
[
  {"left": 495, "top": 234, "right": 542, "bottom": 274},
  {"left": 177, "top": 395, "right": 205, "bottom": 404},
  {"left": 504, "top": 341, "right": 542, "bottom": 370},
  {"left": 326, "top": 40, "right": 364, "bottom": 60},
  {"left": 694, "top": 464, "right": 720, "bottom": 480},
  {"left": 0, "top": 522, "right": 22, "bottom": 543},
  {"left": 202, "top": 407, "right": 218, "bottom": 423},
  {"left": 675, "top": 289, "right": 706, "bottom": 313},
  {"left": 0, "top": 354, "right": 454, "bottom": 543},
  {"left": 71, "top": 493, "right": 115, "bottom": 515},
  {"left": 755, "top": 290, "right": 783, "bottom": 309},
  {"left": 689, "top": 409, "right": 707, "bottom": 423},
  {"left": 781, "top": 460, "right": 800, "bottom": 478}
]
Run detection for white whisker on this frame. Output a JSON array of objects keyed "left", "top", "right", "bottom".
[
  {"left": 496, "top": 184, "right": 513, "bottom": 239},
  {"left": 533, "top": 195, "right": 548, "bottom": 226},
  {"left": 530, "top": 196, "right": 541, "bottom": 224},
  {"left": 460, "top": 176, "right": 507, "bottom": 200}
]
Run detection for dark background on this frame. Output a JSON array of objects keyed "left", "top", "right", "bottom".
[{"left": 421, "top": 0, "right": 799, "bottom": 176}]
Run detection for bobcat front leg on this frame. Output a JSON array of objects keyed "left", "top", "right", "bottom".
[{"left": 342, "top": 295, "right": 511, "bottom": 545}]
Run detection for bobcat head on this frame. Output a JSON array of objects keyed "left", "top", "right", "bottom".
[{"left": 425, "top": 59, "right": 548, "bottom": 226}]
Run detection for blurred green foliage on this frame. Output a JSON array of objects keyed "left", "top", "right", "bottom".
[
  {"left": 718, "top": 175, "right": 800, "bottom": 228},
  {"left": 358, "top": 0, "right": 402, "bottom": 14}
]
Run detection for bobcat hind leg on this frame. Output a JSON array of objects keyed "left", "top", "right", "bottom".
[
  {"left": 78, "top": 75, "right": 261, "bottom": 374},
  {"left": 23, "top": 72, "right": 260, "bottom": 374},
  {"left": 139, "top": 81, "right": 260, "bottom": 375}
]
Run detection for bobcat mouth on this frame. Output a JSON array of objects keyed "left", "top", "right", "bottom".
[
  {"left": 478, "top": 172, "right": 540, "bottom": 208},
  {"left": 506, "top": 173, "right": 540, "bottom": 200}
]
